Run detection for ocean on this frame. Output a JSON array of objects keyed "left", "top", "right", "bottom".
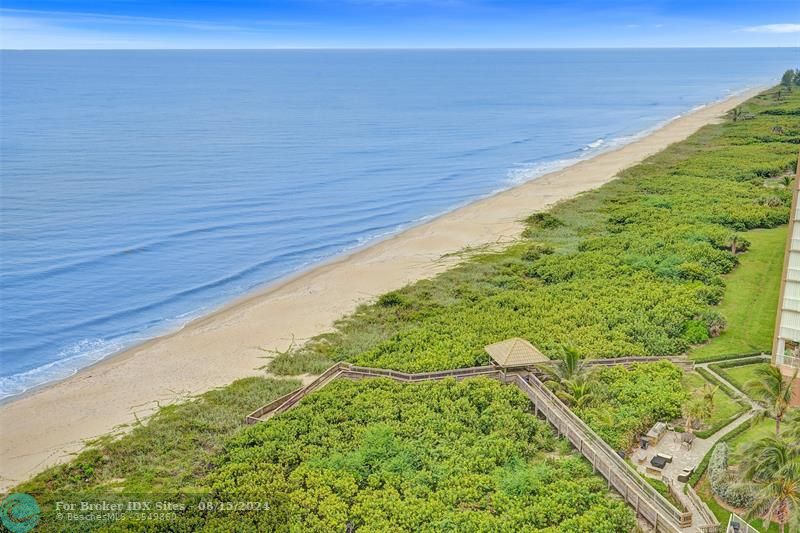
[{"left": 1, "top": 48, "right": 797, "bottom": 400}]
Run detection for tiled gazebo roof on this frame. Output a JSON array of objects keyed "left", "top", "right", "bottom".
[{"left": 484, "top": 337, "right": 548, "bottom": 368}]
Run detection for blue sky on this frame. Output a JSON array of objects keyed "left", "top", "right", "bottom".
[{"left": 1, "top": 0, "right": 799, "bottom": 49}]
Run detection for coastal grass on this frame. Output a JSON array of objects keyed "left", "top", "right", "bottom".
[
  {"left": 14, "top": 377, "right": 300, "bottom": 520},
  {"left": 9, "top": 84, "right": 800, "bottom": 530},
  {"left": 689, "top": 226, "right": 786, "bottom": 361},
  {"left": 271, "top": 86, "right": 799, "bottom": 375}
]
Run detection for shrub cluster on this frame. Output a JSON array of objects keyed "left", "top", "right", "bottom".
[
  {"left": 273, "top": 87, "right": 798, "bottom": 374},
  {"left": 707, "top": 442, "right": 756, "bottom": 508},
  {"left": 577, "top": 361, "right": 686, "bottom": 450},
  {"left": 197, "top": 378, "right": 635, "bottom": 532}
]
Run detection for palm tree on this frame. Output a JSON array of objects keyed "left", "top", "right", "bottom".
[
  {"left": 730, "top": 235, "right": 740, "bottom": 254},
  {"left": 701, "top": 383, "right": 719, "bottom": 416},
  {"left": 539, "top": 347, "right": 587, "bottom": 383},
  {"left": 782, "top": 174, "right": 794, "bottom": 188},
  {"left": 538, "top": 347, "right": 599, "bottom": 407},
  {"left": 683, "top": 396, "right": 710, "bottom": 433},
  {"left": 749, "top": 475, "right": 800, "bottom": 533},
  {"left": 738, "top": 436, "right": 796, "bottom": 482},
  {"left": 783, "top": 410, "right": 800, "bottom": 442},
  {"left": 731, "top": 107, "right": 743, "bottom": 122},
  {"left": 738, "top": 436, "right": 800, "bottom": 533},
  {"left": 745, "top": 365, "right": 798, "bottom": 435},
  {"left": 556, "top": 373, "right": 598, "bottom": 409}
]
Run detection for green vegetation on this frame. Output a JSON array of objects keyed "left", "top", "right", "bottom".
[
  {"left": 539, "top": 354, "right": 688, "bottom": 450},
  {"left": 689, "top": 227, "right": 785, "bottom": 361},
  {"left": 744, "top": 364, "right": 798, "bottom": 434},
  {"left": 781, "top": 69, "right": 800, "bottom": 92},
  {"left": 714, "top": 362, "right": 771, "bottom": 396},
  {"left": 645, "top": 476, "right": 684, "bottom": 510},
  {"left": 697, "top": 415, "right": 800, "bottom": 533},
  {"left": 14, "top": 377, "right": 300, "bottom": 528},
  {"left": 730, "top": 414, "right": 800, "bottom": 532},
  {"left": 197, "top": 378, "right": 634, "bottom": 532},
  {"left": 695, "top": 477, "right": 779, "bottom": 533},
  {"left": 18, "top": 378, "right": 636, "bottom": 532},
  {"left": 690, "top": 419, "right": 784, "bottom": 533},
  {"left": 575, "top": 361, "right": 685, "bottom": 450},
  {"left": 8, "top": 83, "right": 800, "bottom": 532},
  {"left": 682, "top": 371, "right": 747, "bottom": 438},
  {"left": 708, "top": 443, "right": 755, "bottom": 509},
  {"left": 273, "top": 86, "right": 797, "bottom": 374}
]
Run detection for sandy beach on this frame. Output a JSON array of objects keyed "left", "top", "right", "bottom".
[{"left": 0, "top": 88, "right": 760, "bottom": 492}]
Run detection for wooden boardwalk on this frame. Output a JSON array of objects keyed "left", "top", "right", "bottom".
[{"left": 245, "top": 361, "right": 718, "bottom": 532}]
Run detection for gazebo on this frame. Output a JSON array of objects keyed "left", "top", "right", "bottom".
[{"left": 484, "top": 337, "right": 548, "bottom": 369}]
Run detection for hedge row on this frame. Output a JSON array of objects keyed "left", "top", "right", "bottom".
[
  {"left": 692, "top": 350, "right": 768, "bottom": 364},
  {"left": 688, "top": 416, "right": 757, "bottom": 487}
]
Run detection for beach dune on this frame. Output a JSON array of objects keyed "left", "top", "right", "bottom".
[{"left": 0, "top": 89, "right": 759, "bottom": 491}]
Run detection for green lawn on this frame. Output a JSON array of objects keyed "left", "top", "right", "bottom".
[
  {"left": 727, "top": 418, "right": 778, "bottom": 451},
  {"left": 682, "top": 371, "right": 746, "bottom": 431},
  {"left": 719, "top": 363, "right": 772, "bottom": 397},
  {"left": 695, "top": 419, "right": 781, "bottom": 533},
  {"left": 696, "top": 476, "right": 779, "bottom": 533},
  {"left": 690, "top": 226, "right": 786, "bottom": 361}
]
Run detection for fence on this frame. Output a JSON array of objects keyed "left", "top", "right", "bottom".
[
  {"left": 584, "top": 356, "right": 694, "bottom": 371},
  {"left": 726, "top": 513, "right": 759, "bottom": 533},
  {"left": 685, "top": 484, "right": 721, "bottom": 533},
  {"left": 511, "top": 373, "right": 691, "bottom": 532},
  {"left": 245, "top": 363, "right": 504, "bottom": 424},
  {"left": 244, "top": 361, "right": 719, "bottom": 531},
  {"left": 774, "top": 352, "right": 800, "bottom": 369}
]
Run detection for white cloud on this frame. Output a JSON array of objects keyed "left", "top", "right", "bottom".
[
  {"left": 0, "top": 8, "right": 325, "bottom": 49},
  {"left": 743, "top": 23, "right": 800, "bottom": 34}
]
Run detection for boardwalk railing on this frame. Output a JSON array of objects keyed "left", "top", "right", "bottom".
[
  {"left": 725, "top": 514, "right": 758, "bottom": 533},
  {"left": 245, "top": 363, "right": 503, "bottom": 424},
  {"left": 245, "top": 361, "right": 713, "bottom": 531},
  {"left": 584, "top": 356, "right": 694, "bottom": 371},
  {"left": 685, "top": 484, "right": 721, "bottom": 533},
  {"left": 510, "top": 373, "right": 691, "bottom": 532}
]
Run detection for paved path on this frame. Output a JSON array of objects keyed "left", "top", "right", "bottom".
[
  {"left": 695, "top": 358, "right": 764, "bottom": 410},
  {"left": 632, "top": 356, "right": 765, "bottom": 530}
]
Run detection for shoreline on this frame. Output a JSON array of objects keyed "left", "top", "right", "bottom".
[
  {"left": 0, "top": 87, "right": 751, "bottom": 405},
  {"left": 0, "top": 87, "right": 762, "bottom": 491}
]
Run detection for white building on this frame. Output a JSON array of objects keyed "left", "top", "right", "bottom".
[{"left": 772, "top": 168, "right": 800, "bottom": 404}]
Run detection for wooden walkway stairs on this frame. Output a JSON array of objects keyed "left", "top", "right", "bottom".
[{"left": 245, "top": 357, "right": 717, "bottom": 532}]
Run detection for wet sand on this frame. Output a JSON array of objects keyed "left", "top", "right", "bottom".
[{"left": 0, "top": 88, "right": 761, "bottom": 491}]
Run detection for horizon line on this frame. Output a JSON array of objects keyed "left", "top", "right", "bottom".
[{"left": 3, "top": 45, "right": 799, "bottom": 52}]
